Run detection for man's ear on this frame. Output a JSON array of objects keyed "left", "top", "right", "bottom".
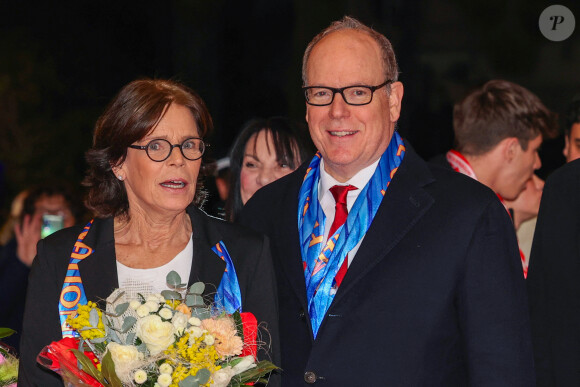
[
  {"left": 388, "top": 82, "right": 404, "bottom": 122},
  {"left": 563, "top": 135, "right": 570, "bottom": 158},
  {"left": 502, "top": 137, "right": 520, "bottom": 162}
]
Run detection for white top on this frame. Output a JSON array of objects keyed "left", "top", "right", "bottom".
[
  {"left": 116, "top": 234, "right": 193, "bottom": 298},
  {"left": 318, "top": 157, "right": 381, "bottom": 267}
]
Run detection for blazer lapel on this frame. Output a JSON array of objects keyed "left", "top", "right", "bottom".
[
  {"left": 187, "top": 207, "right": 226, "bottom": 294},
  {"left": 278, "top": 169, "right": 310, "bottom": 311},
  {"left": 77, "top": 218, "right": 119, "bottom": 301},
  {"left": 331, "top": 146, "right": 436, "bottom": 304}
]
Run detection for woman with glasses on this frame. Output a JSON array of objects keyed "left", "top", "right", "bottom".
[{"left": 18, "top": 79, "right": 279, "bottom": 386}]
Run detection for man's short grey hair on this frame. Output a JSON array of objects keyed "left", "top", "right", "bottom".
[{"left": 301, "top": 16, "right": 399, "bottom": 86}]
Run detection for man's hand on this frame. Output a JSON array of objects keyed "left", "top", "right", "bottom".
[{"left": 14, "top": 214, "right": 42, "bottom": 267}]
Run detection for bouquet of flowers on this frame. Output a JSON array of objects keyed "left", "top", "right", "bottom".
[
  {"left": 38, "top": 271, "right": 278, "bottom": 387},
  {"left": 0, "top": 328, "right": 18, "bottom": 387}
]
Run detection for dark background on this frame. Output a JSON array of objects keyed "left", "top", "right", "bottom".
[{"left": 1, "top": 0, "right": 578, "bottom": 218}]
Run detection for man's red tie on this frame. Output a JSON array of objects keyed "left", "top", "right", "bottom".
[{"left": 329, "top": 185, "right": 357, "bottom": 289}]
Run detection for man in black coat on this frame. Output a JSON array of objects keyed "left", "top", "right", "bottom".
[
  {"left": 527, "top": 159, "right": 580, "bottom": 386},
  {"left": 240, "top": 16, "right": 534, "bottom": 386}
]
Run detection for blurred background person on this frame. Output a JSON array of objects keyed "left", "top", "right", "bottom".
[
  {"left": 201, "top": 156, "right": 231, "bottom": 219},
  {"left": 563, "top": 94, "right": 580, "bottom": 163},
  {"left": 0, "top": 189, "right": 29, "bottom": 247},
  {"left": 0, "top": 182, "right": 83, "bottom": 353},
  {"left": 504, "top": 174, "right": 544, "bottom": 260},
  {"left": 225, "top": 116, "right": 314, "bottom": 221},
  {"left": 18, "top": 79, "right": 279, "bottom": 386},
  {"left": 431, "top": 79, "right": 558, "bottom": 277}
]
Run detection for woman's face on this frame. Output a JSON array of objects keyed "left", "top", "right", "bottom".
[
  {"left": 240, "top": 130, "right": 298, "bottom": 204},
  {"left": 115, "top": 103, "right": 202, "bottom": 218}
]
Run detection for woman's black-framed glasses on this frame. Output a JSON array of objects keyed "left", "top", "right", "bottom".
[
  {"left": 302, "top": 80, "right": 393, "bottom": 106},
  {"left": 128, "top": 137, "right": 206, "bottom": 162}
]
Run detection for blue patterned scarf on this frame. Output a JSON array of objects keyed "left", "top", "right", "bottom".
[{"left": 298, "top": 132, "right": 405, "bottom": 337}]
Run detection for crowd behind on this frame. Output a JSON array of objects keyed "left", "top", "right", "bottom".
[{"left": 1, "top": 15, "right": 580, "bottom": 387}]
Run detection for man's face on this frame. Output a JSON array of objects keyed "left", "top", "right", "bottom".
[
  {"left": 304, "top": 29, "right": 403, "bottom": 182},
  {"left": 563, "top": 122, "right": 580, "bottom": 163},
  {"left": 499, "top": 135, "right": 542, "bottom": 200}
]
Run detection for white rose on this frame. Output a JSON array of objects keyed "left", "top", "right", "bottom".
[
  {"left": 158, "top": 362, "right": 173, "bottom": 375},
  {"left": 232, "top": 355, "right": 257, "bottom": 374},
  {"left": 158, "top": 307, "right": 173, "bottom": 320},
  {"left": 134, "top": 369, "right": 147, "bottom": 384},
  {"left": 107, "top": 342, "right": 144, "bottom": 373},
  {"left": 136, "top": 304, "right": 150, "bottom": 317},
  {"left": 188, "top": 317, "right": 201, "bottom": 326},
  {"left": 130, "top": 300, "right": 142, "bottom": 310},
  {"left": 135, "top": 315, "right": 176, "bottom": 355},
  {"left": 204, "top": 334, "right": 215, "bottom": 346},
  {"left": 211, "top": 366, "right": 235, "bottom": 387},
  {"left": 172, "top": 312, "right": 189, "bottom": 334},
  {"left": 157, "top": 373, "right": 172, "bottom": 387},
  {"left": 146, "top": 294, "right": 161, "bottom": 303},
  {"left": 144, "top": 300, "right": 160, "bottom": 312}
]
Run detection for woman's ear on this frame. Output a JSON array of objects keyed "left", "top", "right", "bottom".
[{"left": 111, "top": 161, "right": 125, "bottom": 181}]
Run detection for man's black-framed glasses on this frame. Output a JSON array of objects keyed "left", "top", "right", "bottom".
[
  {"left": 302, "top": 80, "right": 393, "bottom": 106},
  {"left": 128, "top": 137, "right": 206, "bottom": 162}
]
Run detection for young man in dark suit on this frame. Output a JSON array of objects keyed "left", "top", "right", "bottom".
[{"left": 240, "top": 16, "right": 534, "bottom": 386}]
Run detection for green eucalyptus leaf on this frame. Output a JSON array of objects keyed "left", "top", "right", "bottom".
[
  {"left": 121, "top": 316, "right": 137, "bottom": 333},
  {"left": 188, "top": 282, "right": 205, "bottom": 295},
  {"left": 90, "top": 336, "right": 107, "bottom": 344},
  {"left": 185, "top": 294, "right": 204, "bottom": 307},
  {"left": 190, "top": 307, "right": 210, "bottom": 320},
  {"left": 166, "top": 270, "right": 182, "bottom": 288},
  {"left": 125, "top": 332, "right": 136, "bottom": 345},
  {"left": 114, "top": 302, "right": 129, "bottom": 316},
  {"left": 137, "top": 342, "right": 147, "bottom": 353},
  {"left": 89, "top": 308, "right": 100, "bottom": 327},
  {"left": 161, "top": 290, "right": 182, "bottom": 301},
  {"left": 178, "top": 368, "right": 211, "bottom": 387},
  {"left": 0, "top": 328, "right": 16, "bottom": 339},
  {"left": 108, "top": 328, "right": 121, "bottom": 344}
]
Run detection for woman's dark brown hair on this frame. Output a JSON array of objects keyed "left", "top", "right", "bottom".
[{"left": 83, "top": 79, "right": 213, "bottom": 218}]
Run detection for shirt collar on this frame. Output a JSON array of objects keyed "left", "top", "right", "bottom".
[{"left": 318, "top": 157, "right": 381, "bottom": 203}]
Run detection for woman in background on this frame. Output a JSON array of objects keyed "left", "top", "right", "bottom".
[
  {"left": 19, "top": 79, "right": 279, "bottom": 386},
  {"left": 225, "top": 117, "right": 314, "bottom": 221}
]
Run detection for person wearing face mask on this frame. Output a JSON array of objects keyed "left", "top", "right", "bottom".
[{"left": 225, "top": 117, "right": 314, "bottom": 222}]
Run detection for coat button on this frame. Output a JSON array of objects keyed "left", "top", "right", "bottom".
[
  {"left": 304, "top": 371, "right": 317, "bottom": 384},
  {"left": 298, "top": 308, "right": 306, "bottom": 320}
]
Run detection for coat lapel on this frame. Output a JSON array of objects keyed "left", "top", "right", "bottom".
[
  {"left": 279, "top": 168, "right": 310, "bottom": 311},
  {"left": 77, "top": 218, "right": 119, "bottom": 302},
  {"left": 187, "top": 206, "right": 226, "bottom": 294},
  {"left": 330, "top": 146, "right": 436, "bottom": 305}
]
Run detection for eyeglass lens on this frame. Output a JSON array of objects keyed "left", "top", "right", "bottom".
[
  {"left": 146, "top": 138, "right": 204, "bottom": 161},
  {"left": 306, "top": 86, "right": 374, "bottom": 105}
]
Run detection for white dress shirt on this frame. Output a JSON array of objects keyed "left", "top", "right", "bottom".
[{"left": 318, "top": 157, "right": 380, "bottom": 267}]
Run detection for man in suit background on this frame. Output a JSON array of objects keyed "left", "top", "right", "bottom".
[
  {"left": 430, "top": 80, "right": 558, "bottom": 276},
  {"left": 240, "top": 16, "right": 534, "bottom": 386},
  {"left": 563, "top": 94, "right": 580, "bottom": 163}
]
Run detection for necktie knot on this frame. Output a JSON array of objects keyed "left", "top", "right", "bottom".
[{"left": 329, "top": 184, "right": 357, "bottom": 206}]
